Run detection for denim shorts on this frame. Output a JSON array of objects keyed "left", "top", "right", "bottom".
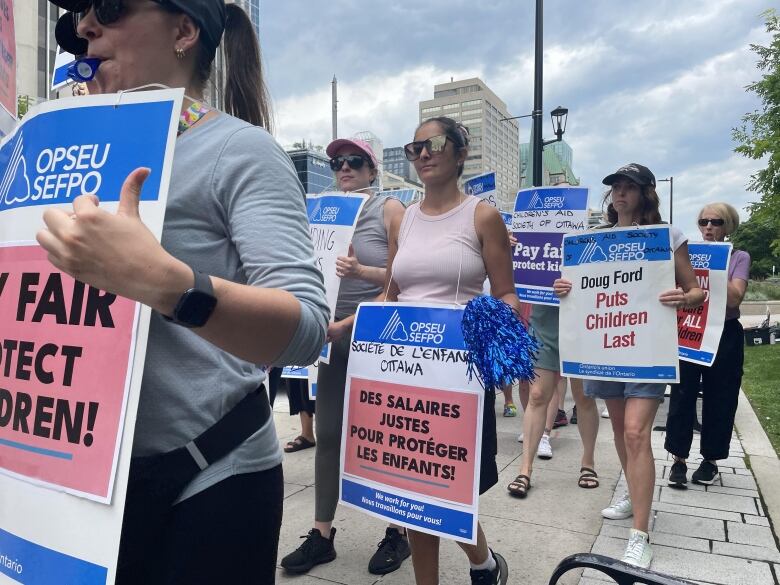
[
  {"left": 529, "top": 305, "right": 559, "bottom": 373},
  {"left": 584, "top": 379, "right": 666, "bottom": 401}
]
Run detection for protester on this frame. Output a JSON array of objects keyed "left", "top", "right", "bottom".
[
  {"left": 283, "top": 379, "right": 316, "bottom": 453},
  {"left": 553, "top": 163, "right": 705, "bottom": 568},
  {"left": 665, "top": 203, "right": 750, "bottom": 486},
  {"left": 281, "top": 138, "right": 409, "bottom": 576},
  {"left": 379, "top": 116, "right": 511, "bottom": 585},
  {"left": 44, "top": 2, "right": 329, "bottom": 583}
]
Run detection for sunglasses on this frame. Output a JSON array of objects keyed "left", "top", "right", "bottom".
[
  {"left": 329, "top": 155, "right": 370, "bottom": 172},
  {"left": 74, "top": 0, "right": 167, "bottom": 27},
  {"left": 404, "top": 135, "right": 448, "bottom": 161},
  {"left": 698, "top": 218, "right": 725, "bottom": 227}
]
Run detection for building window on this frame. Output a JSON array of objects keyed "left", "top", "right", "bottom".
[
  {"left": 442, "top": 103, "right": 458, "bottom": 111},
  {"left": 461, "top": 108, "right": 481, "bottom": 117},
  {"left": 421, "top": 106, "right": 441, "bottom": 114},
  {"left": 462, "top": 99, "right": 481, "bottom": 107}
]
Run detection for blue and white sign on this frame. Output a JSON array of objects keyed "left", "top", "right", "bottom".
[
  {"left": 464, "top": 171, "right": 497, "bottom": 207},
  {"left": 512, "top": 186, "right": 589, "bottom": 305},
  {"left": 51, "top": 48, "right": 77, "bottom": 93},
  {"left": 340, "top": 303, "right": 484, "bottom": 544},
  {"left": 0, "top": 88, "right": 182, "bottom": 584},
  {"left": 500, "top": 212, "right": 512, "bottom": 231},
  {"left": 558, "top": 226, "right": 679, "bottom": 383}
]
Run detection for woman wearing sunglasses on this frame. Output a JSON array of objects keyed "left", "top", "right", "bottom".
[
  {"left": 41, "top": 1, "right": 329, "bottom": 584},
  {"left": 281, "top": 138, "right": 409, "bottom": 577},
  {"left": 380, "top": 116, "right": 514, "bottom": 585},
  {"left": 664, "top": 204, "right": 750, "bottom": 486},
  {"left": 554, "top": 164, "right": 704, "bottom": 568}
]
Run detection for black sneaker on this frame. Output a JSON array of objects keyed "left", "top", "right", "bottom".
[
  {"left": 570, "top": 405, "right": 578, "bottom": 425},
  {"left": 692, "top": 460, "right": 719, "bottom": 485},
  {"left": 280, "top": 528, "right": 337, "bottom": 574},
  {"left": 470, "top": 551, "right": 509, "bottom": 585},
  {"left": 368, "top": 527, "right": 410, "bottom": 575},
  {"left": 668, "top": 460, "right": 688, "bottom": 488}
]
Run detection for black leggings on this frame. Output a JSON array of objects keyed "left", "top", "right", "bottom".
[
  {"left": 665, "top": 319, "right": 744, "bottom": 461},
  {"left": 117, "top": 464, "right": 283, "bottom": 585}
]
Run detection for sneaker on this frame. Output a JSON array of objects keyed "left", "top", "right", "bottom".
[
  {"left": 517, "top": 432, "right": 524, "bottom": 443},
  {"left": 692, "top": 460, "right": 719, "bottom": 485},
  {"left": 503, "top": 404, "right": 518, "bottom": 417},
  {"left": 602, "top": 493, "right": 633, "bottom": 520},
  {"left": 368, "top": 528, "right": 410, "bottom": 575},
  {"left": 668, "top": 460, "right": 688, "bottom": 487},
  {"left": 553, "top": 409, "right": 569, "bottom": 428},
  {"left": 621, "top": 529, "right": 653, "bottom": 569},
  {"left": 470, "top": 551, "right": 509, "bottom": 585},
  {"left": 570, "top": 405, "right": 578, "bottom": 424},
  {"left": 601, "top": 406, "right": 610, "bottom": 418},
  {"left": 281, "top": 528, "right": 337, "bottom": 574},
  {"left": 537, "top": 434, "right": 553, "bottom": 459}
]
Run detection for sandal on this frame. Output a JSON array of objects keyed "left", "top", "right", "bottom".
[
  {"left": 284, "top": 435, "right": 316, "bottom": 453},
  {"left": 503, "top": 404, "right": 518, "bottom": 417},
  {"left": 507, "top": 474, "right": 531, "bottom": 498},
  {"left": 578, "top": 467, "right": 599, "bottom": 489}
]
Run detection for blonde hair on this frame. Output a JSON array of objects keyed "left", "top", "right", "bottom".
[{"left": 699, "top": 203, "right": 740, "bottom": 235}]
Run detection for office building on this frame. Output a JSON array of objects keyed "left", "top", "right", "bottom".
[
  {"left": 232, "top": 0, "right": 261, "bottom": 41},
  {"left": 419, "top": 78, "right": 519, "bottom": 210},
  {"left": 287, "top": 149, "right": 333, "bottom": 194},
  {"left": 382, "top": 170, "right": 422, "bottom": 193},
  {"left": 14, "top": 0, "right": 60, "bottom": 105},
  {"left": 383, "top": 147, "right": 418, "bottom": 184},
  {"left": 519, "top": 138, "right": 580, "bottom": 188}
]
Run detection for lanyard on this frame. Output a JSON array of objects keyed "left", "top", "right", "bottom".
[{"left": 178, "top": 101, "right": 211, "bottom": 136}]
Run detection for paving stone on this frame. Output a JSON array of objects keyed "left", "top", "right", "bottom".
[
  {"left": 745, "top": 515, "right": 770, "bottom": 527},
  {"left": 711, "top": 541, "right": 780, "bottom": 563},
  {"left": 654, "top": 511, "right": 725, "bottom": 540},
  {"left": 650, "top": 531, "right": 711, "bottom": 553},
  {"left": 581, "top": 568, "right": 614, "bottom": 582},
  {"left": 734, "top": 468, "right": 752, "bottom": 476},
  {"left": 708, "top": 485, "right": 760, "bottom": 498},
  {"left": 726, "top": 522, "right": 778, "bottom": 549},
  {"left": 660, "top": 487, "right": 758, "bottom": 514},
  {"left": 650, "top": 544, "right": 775, "bottom": 584},
  {"left": 720, "top": 474, "right": 758, "bottom": 490},
  {"left": 651, "top": 501, "right": 742, "bottom": 523}
]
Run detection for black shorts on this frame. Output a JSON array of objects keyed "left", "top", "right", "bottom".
[{"left": 479, "top": 389, "right": 498, "bottom": 494}]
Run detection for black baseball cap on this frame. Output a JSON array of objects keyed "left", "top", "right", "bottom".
[
  {"left": 51, "top": 0, "right": 226, "bottom": 60},
  {"left": 602, "top": 163, "right": 656, "bottom": 188}
]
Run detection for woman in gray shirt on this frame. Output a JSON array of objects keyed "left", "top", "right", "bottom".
[{"left": 42, "top": 1, "right": 328, "bottom": 584}]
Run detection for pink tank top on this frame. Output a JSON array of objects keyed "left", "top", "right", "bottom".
[{"left": 393, "top": 195, "right": 487, "bottom": 305}]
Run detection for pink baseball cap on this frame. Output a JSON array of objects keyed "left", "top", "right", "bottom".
[{"left": 326, "top": 138, "right": 379, "bottom": 168}]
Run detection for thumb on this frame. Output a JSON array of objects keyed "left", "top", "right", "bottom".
[
  {"left": 348, "top": 243, "right": 355, "bottom": 257},
  {"left": 117, "top": 167, "right": 151, "bottom": 218}
]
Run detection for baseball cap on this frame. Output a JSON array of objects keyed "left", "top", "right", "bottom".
[
  {"left": 51, "top": 0, "right": 226, "bottom": 60},
  {"left": 326, "top": 138, "right": 378, "bottom": 168},
  {"left": 602, "top": 163, "right": 656, "bottom": 188}
]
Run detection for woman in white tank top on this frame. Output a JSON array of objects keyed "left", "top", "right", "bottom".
[{"left": 381, "top": 117, "right": 515, "bottom": 585}]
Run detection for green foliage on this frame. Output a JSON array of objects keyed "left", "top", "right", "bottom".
[
  {"left": 730, "top": 213, "right": 780, "bottom": 279},
  {"left": 742, "top": 344, "right": 780, "bottom": 457},
  {"left": 17, "top": 95, "right": 31, "bottom": 119},
  {"left": 732, "top": 9, "right": 780, "bottom": 253}
]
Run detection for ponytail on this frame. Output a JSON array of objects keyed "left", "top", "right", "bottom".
[{"left": 222, "top": 4, "right": 273, "bottom": 131}]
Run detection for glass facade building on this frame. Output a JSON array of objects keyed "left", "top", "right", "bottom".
[
  {"left": 233, "top": 0, "right": 261, "bottom": 41},
  {"left": 287, "top": 149, "right": 333, "bottom": 194}
]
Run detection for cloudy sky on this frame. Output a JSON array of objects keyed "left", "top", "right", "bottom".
[{"left": 259, "top": 0, "right": 770, "bottom": 238}]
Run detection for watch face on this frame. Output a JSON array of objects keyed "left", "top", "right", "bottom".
[{"left": 176, "top": 290, "right": 218, "bottom": 328}]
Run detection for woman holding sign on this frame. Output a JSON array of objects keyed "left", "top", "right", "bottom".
[
  {"left": 665, "top": 204, "right": 750, "bottom": 486},
  {"left": 282, "top": 138, "right": 410, "bottom": 576},
  {"left": 554, "top": 164, "right": 704, "bottom": 568},
  {"left": 42, "top": 1, "right": 329, "bottom": 584},
  {"left": 379, "top": 117, "right": 513, "bottom": 585}
]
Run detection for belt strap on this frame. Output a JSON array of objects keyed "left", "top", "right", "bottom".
[{"left": 185, "top": 385, "right": 271, "bottom": 471}]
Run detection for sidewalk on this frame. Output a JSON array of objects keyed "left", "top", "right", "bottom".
[{"left": 273, "top": 389, "right": 780, "bottom": 585}]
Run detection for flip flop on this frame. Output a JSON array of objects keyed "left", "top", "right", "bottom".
[
  {"left": 284, "top": 435, "right": 316, "bottom": 453},
  {"left": 578, "top": 467, "right": 599, "bottom": 489},
  {"left": 507, "top": 474, "right": 531, "bottom": 498}
]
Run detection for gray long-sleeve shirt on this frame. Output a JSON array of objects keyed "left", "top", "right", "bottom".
[{"left": 134, "top": 113, "right": 329, "bottom": 500}]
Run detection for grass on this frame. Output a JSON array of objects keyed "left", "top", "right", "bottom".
[
  {"left": 745, "top": 280, "right": 780, "bottom": 301},
  {"left": 742, "top": 343, "right": 780, "bottom": 456}
]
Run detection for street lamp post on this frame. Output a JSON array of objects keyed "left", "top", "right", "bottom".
[{"left": 658, "top": 177, "right": 673, "bottom": 223}]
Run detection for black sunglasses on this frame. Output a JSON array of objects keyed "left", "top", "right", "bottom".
[
  {"left": 404, "top": 135, "right": 448, "bottom": 161},
  {"left": 698, "top": 218, "right": 725, "bottom": 227},
  {"left": 329, "top": 155, "right": 369, "bottom": 172},
  {"left": 74, "top": 0, "right": 168, "bottom": 27}
]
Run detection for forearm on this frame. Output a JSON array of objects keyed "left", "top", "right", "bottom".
[
  {"left": 357, "top": 265, "right": 387, "bottom": 287},
  {"left": 726, "top": 281, "right": 745, "bottom": 308}
]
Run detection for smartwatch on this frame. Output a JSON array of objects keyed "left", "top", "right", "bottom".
[{"left": 163, "top": 268, "right": 218, "bottom": 328}]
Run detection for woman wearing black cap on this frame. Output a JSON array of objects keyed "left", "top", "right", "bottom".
[
  {"left": 554, "top": 164, "right": 704, "bottom": 569},
  {"left": 39, "top": 1, "right": 329, "bottom": 584}
]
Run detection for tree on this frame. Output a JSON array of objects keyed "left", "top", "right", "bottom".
[
  {"left": 732, "top": 9, "right": 780, "bottom": 256},
  {"left": 730, "top": 214, "right": 780, "bottom": 279},
  {"left": 17, "top": 95, "right": 31, "bottom": 119}
]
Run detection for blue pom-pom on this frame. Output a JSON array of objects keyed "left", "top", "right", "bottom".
[{"left": 461, "top": 295, "right": 539, "bottom": 392}]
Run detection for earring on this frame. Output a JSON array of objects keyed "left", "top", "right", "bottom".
[{"left": 175, "top": 47, "right": 186, "bottom": 60}]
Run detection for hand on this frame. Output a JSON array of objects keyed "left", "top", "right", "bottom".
[
  {"left": 36, "top": 168, "right": 187, "bottom": 311},
  {"left": 553, "top": 278, "right": 573, "bottom": 298},
  {"left": 326, "top": 320, "right": 351, "bottom": 342},
  {"left": 509, "top": 234, "right": 518, "bottom": 247},
  {"left": 659, "top": 288, "right": 687, "bottom": 308},
  {"left": 336, "top": 244, "right": 362, "bottom": 279}
]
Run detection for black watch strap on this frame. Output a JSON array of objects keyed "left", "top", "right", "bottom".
[
  {"left": 162, "top": 266, "right": 217, "bottom": 327},
  {"left": 193, "top": 267, "right": 214, "bottom": 296}
]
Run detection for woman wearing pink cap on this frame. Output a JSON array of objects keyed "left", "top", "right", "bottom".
[{"left": 281, "top": 138, "right": 409, "bottom": 577}]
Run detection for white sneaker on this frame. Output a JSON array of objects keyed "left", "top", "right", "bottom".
[
  {"left": 517, "top": 433, "right": 524, "bottom": 443},
  {"left": 537, "top": 434, "right": 553, "bottom": 459},
  {"left": 601, "top": 493, "right": 633, "bottom": 519},
  {"left": 601, "top": 407, "right": 610, "bottom": 418},
  {"left": 621, "top": 529, "right": 653, "bottom": 569}
]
